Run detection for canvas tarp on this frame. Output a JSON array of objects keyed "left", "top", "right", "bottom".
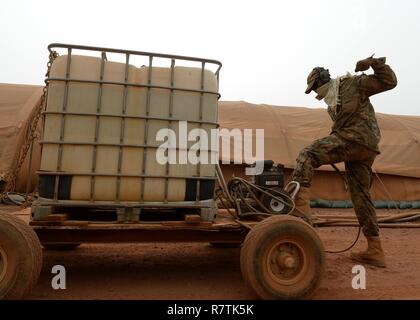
[
  {"left": 218, "top": 101, "right": 420, "bottom": 200},
  {"left": 218, "top": 101, "right": 420, "bottom": 178},
  {"left": 0, "top": 83, "right": 43, "bottom": 193}
]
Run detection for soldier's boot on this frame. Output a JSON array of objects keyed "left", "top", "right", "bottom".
[
  {"left": 292, "top": 186, "right": 314, "bottom": 225},
  {"left": 350, "top": 236, "right": 386, "bottom": 268}
]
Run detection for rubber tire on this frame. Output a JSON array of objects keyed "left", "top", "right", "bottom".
[
  {"left": 259, "top": 188, "right": 292, "bottom": 214},
  {"left": 240, "top": 215, "right": 325, "bottom": 300},
  {"left": 209, "top": 242, "right": 242, "bottom": 248},
  {"left": 0, "top": 213, "right": 43, "bottom": 299},
  {"left": 43, "top": 243, "right": 81, "bottom": 250}
]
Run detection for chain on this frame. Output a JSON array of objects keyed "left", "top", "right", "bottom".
[
  {"left": 0, "top": 51, "right": 58, "bottom": 202},
  {"left": 45, "top": 50, "right": 59, "bottom": 78}
]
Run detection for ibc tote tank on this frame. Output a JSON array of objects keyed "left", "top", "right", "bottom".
[{"left": 37, "top": 44, "right": 221, "bottom": 211}]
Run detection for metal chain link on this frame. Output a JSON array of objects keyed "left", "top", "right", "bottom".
[{"left": 0, "top": 51, "right": 58, "bottom": 202}]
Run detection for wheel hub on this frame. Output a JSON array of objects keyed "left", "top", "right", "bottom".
[
  {"left": 0, "top": 246, "right": 7, "bottom": 284},
  {"left": 277, "top": 253, "right": 296, "bottom": 269},
  {"left": 267, "top": 241, "right": 305, "bottom": 285}
]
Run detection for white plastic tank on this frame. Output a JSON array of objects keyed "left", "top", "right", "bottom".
[{"left": 39, "top": 51, "right": 220, "bottom": 204}]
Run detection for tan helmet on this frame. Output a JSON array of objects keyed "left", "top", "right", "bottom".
[{"left": 305, "top": 67, "right": 330, "bottom": 94}]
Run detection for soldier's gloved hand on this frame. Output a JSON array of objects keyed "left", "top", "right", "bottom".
[
  {"left": 355, "top": 55, "right": 387, "bottom": 72},
  {"left": 355, "top": 56, "right": 374, "bottom": 72},
  {"left": 371, "top": 57, "right": 386, "bottom": 68}
]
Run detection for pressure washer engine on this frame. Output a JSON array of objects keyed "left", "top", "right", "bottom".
[
  {"left": 225, "top": 160, "right": 295, "bottom": 217},
  {"left": 250, "top": 160, "right": 284, "bottom": 188},
  {"left": 250, "top": 160, "right": 293, "bottom": 214}
]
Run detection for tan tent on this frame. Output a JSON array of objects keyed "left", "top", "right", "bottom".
[
  {"left": 219, "top": 101, "right": 420, "bottom": 201},
  {"left": 1, "top": 83, "right": 419, "bottom": 201},
  {"left": 0, "top": 83, "right": 43, "bottom": 193}
]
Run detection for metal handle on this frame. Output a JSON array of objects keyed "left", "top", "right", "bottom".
[{"left": 284, "top": 181, "right": 301, "bottom": 200}]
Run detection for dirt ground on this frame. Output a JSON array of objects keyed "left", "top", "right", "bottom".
[{"left": 2, "top": 206, "right": 420, "bottom": 300}]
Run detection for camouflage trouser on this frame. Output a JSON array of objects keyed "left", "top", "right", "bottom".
[{"left": 291, "top": 133, "right": 379, "bottom": 237}]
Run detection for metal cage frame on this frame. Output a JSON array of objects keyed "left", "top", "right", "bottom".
[{"left": 36, "top": 43, "right": 222, "bottom": 209}]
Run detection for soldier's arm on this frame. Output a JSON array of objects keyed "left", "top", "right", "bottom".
[{"left": 358, "top": 58, "right": 398, "bottom": 97}]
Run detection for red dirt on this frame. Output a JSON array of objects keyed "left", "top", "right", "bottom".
[{"left": 2, "top": 206, "right": 419, "bottom": 300}]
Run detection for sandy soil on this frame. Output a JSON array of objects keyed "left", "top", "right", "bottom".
[
  {"left": 27, "top": 225, "right": 420, "bottom": 300},
  {"left": 2, "top": 205, "right": 419, "bottom": 300}
]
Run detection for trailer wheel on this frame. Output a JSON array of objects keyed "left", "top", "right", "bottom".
[
  {"left": 240, "top": 215, "right": 324, "bottom": 299},
  {"left": 43, "top": 243, "right": 81, "bottom": 250},
  {"left": 0, "top": 213, "right": 43, "bottom": 299},
  {"left": 18, "top": 215, "right": 43, "bottom": 293}
]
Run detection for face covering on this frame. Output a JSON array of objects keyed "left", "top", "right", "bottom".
[
  {"left": 316, "top": 73, "right": 352, "bottom": 121},
  {"left": 316, "top": 73, "right": 352, "bottom": 107},
  {"left": 315, "top": 81, "right": 330, "bottom": 100}
]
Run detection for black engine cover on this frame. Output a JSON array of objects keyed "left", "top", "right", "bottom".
[{"left": 253, "top": 162, "right": 284, "bottom": 188}]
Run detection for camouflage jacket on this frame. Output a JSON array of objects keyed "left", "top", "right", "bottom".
[{"left": 329, "top": 59, "right": 397, "bottom": 153}]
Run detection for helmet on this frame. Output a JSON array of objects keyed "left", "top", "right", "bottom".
[{"left": 305, "top": 67, "right": 330, "bottom": 94}]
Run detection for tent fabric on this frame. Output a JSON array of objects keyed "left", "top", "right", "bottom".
[
  {"left": 0, "top": 83, "right": 43, "bottom": 192},
  {"left": 218, "top": 101, "right": 420, "bottom": 179}
]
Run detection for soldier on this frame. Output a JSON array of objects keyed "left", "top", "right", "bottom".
[{"left": 291, "top": 56, "right": 397, "bottom": 267}]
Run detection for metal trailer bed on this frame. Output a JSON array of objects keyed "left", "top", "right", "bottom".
[{"left": 30, "top": 210, "right": 250, "bottom": 244}]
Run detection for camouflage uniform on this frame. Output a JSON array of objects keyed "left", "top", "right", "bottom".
[{"left": 292, "top": 59, "right": 397, "bottom": 237}]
